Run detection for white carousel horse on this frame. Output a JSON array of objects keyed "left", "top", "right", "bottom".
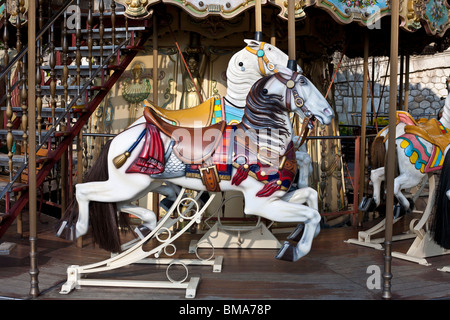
[
  {"left": 370, "top": 94, "right": 450, "bottom": 212},
  {"left": 60, "top": 66, "right": 334, "bottom": 262},
  {"left": 115, "top": 39, "right": 311, "bottom": 233},
  {"left": 354, "top": 95, "right": 450, "bottom": 263}
]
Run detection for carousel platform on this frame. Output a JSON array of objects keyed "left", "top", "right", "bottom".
[{"left": 0, "top": 210, "right": 448, "bottom": 301}]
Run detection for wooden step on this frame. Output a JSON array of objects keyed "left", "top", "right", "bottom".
[
  {"left": 40, "top": 64, "right": 108, "bottom": 77},
  {"left": 0, "top": 129, "right": 55, "bottom": 141},
  {"left": 54, "top": 45, "right": 123, "bottom": 58},
  {"left": 66, "top": 26, "right": 147, "bottom": 39}
]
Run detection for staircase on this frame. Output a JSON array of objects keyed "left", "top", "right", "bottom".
[{"left": 0, "top": 0, "right": 150, "bottom": 238}]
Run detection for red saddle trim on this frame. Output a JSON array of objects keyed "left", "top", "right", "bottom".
[{"left": 126, "top": 123, "right": 165, "bottom": 175}]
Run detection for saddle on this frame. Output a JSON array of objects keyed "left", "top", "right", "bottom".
[
  {"left": 143, "top": 106, "right": 227, "bottom": 164},
  {"left": 404, "top": 117, "right": 450, "bottom": 152},
  {"left": 381, "top": 111, "right": 450, "bottom": 152},
  {"left": 143, "top": 97, "right": 216, "bottom": 127}
]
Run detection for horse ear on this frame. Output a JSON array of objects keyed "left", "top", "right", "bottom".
[
  {"left": 244, "top": 39, "right": 260, "bottom": 49},
  {"left": 275, "top": 64, "right": 294, "bottom": 78}
]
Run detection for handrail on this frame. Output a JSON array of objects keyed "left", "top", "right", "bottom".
[
  {"left": 37, "top": 37, "right": 130, "bottom": 152},
  {"left": 0, "top": 0, "right": 75, "bottom": 82},
  {"left": 0, "top": 37, "right": 131, "bottom": 201}
]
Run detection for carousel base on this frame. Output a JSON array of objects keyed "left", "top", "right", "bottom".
[
  {"left": 438, "top": 266, "right": 450, "bottom": 272},
  {"left": 60, "top": 264, "right": 200, "bottom": 298},
  {"left": 344, "top": 216, "right": 416, "bottom": 250},
  {"left": 189, "top": 222, "right": 281, "bottom": 252},
  {"left": 392, "top": 231, "right": 450, "bottom": 266},
  {"left": 58, "top": 188, "right": 219, "bottom": 299}
]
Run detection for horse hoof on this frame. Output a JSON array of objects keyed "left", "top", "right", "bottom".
[
  {"left": 160, "top": 198, "right": 175, "bottom": 212},
  {"left": 135, "top": 225, "right": 152, "bottom": 239},
  {"left": 275, "top": 241, "right": 297, "bottom": 262},
  {"left": 359, "top": 197, "right": 377, "bottom": 212},
  {"left": 287, "top": 224, "right": 304, "bottom": 242},
  {"left": 394, "top": 204, "right": 408, "bottom": 219},
  {"left": 408, "top": 198, "right": 415, "bottom": 212}
]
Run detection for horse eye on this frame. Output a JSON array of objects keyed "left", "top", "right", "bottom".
[
  {"left": 239, "top": 62, "right": 244, "bottom": 66},
  {"left": 299, "top": 76, "right": 306, "bottom": 84},
  {"left": 263, "top": 88, "right": 268, "bottom": 94}
]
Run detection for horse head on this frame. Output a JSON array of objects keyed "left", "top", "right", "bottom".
[
  {"left": 225, "top": 40, "right": 302, "bottom": 106},
  {"left": 269, "top": 65, "right": 334, "bottom": 126}
]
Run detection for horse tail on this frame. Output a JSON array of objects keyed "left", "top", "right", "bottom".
[
  {"left": 84, "top": 139, "right": 131, "bottom": 253},
  {"left": 432, "top": 150, "right": 450, "bottom": 249},
  {"left": 370, "top": 135, "right": 386, "bottom": 169}
]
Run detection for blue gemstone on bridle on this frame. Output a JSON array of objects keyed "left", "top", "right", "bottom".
[{"left": 257, "top": 49, "right": 265, "bottom": 57}]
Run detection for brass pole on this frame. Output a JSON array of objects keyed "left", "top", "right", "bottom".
[
  {"left": 255, "top": 0, "right": 263, "bottom": 41},
  {"left": 152, "top": 14, "right": 159, "bottom": 215},
  {"left": 399, "top": 51, "right": 404, "bottom": 109},
  {"left": 404, "top": 50, "right": 410, "bottom": 112},
  {"left": 270, "top": 15, "right": 276, "bottom": 46},
  {"left": 28, "top": 0, "right": 39, "bottom": 298},
  {"left": 383, "top": 0, "right": 400, "bottom": 300},
  {"left": 358, "top": 32, "right": 369, "bottom": 226},
  {"left": 287, "top": 0, "right": 296, "bottom": 70}
]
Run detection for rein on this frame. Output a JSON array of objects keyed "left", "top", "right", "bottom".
[
  {"left": 274, "top": 72, "right": 315, "bottom": 150},
  {"left": 245, "top": 42, "right": 278, "bottom": 75}
]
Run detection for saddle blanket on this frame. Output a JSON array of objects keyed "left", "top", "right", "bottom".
[{"left": 126, "top": 122, "right": 297, "bottom": 197}]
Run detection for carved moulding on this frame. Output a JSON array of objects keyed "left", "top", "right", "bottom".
[
  {"left": 114, "top": 0, "right": 153, "bottom": 19},
  {"left": 7, "top": 0, "right": 28, "bottom": 26},
  {"left": 115, "top": 0, "right": 266, "bottom": 19},
  {"left": 314, "top": 0, "right": 391, "bottom": 29},
  {"left": 420, "top": 0, "right": 450, "bottom": 36}
]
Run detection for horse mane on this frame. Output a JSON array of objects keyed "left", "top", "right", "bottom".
[
  {"left": 241, "top": 75, "right": 289, "bottom": 138},
  {"left": 370, "top": 136, "right": 386, "bottom": 169},
  {"left": 432, "top": 150, "right": 450, "bottom": 249},
  {"left": 225, "top": 49, "right": 266, "bottom": 105}
]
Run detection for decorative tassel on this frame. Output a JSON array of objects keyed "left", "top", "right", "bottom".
[
  {"left": 232, "top": 164, "right": 249, "bottom": 186},
  {"left": 112, "top": 128, "right": 147, "bottom": 169},
  {"left": 113, "top": 151, "right": 131, "bottom": 169},
  {"left": 126, "top": 123, "right": 165, "bottom": 175},
  {"left": 256, "top": 180, "right": 282, "bottom": 197}
]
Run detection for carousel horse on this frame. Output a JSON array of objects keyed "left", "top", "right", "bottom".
[
  {"left": 359, "top": 94, "right": 450, "bottom": 260},
  {"left": 370, "top": 94, "right": 450, "bottom": 212},
  {"left": 113, "top": 39, "right": 311, "bottom": 235},
  {"left": 58, "top": 66, "right": 334, "bottom": 262},
  {"left": 133, "top": 39, "right": 303, "bottom": 128}
]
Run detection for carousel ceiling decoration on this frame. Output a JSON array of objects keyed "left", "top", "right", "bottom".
[{"left": 114, "top": 0, "right": 450, "bottom": 37}]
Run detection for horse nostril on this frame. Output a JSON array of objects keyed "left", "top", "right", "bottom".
[{"left": 324, "top": 108, "right": 334, "bottom": 116}]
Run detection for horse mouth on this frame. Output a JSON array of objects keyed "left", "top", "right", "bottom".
[
  {"left": 307, "top": 116, "right": 316, "bottom": 129},
  {"left": 316, "top": 107, "right": 334, "bottom": 125}
]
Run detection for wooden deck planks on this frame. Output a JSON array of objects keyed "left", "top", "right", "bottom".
[{"left": 0, "top": 212, "right": 449, "bottom": 300}]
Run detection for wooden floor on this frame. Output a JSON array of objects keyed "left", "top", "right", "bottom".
[{"left": 0, "top": 211, "right": 449, "bottom": 301}]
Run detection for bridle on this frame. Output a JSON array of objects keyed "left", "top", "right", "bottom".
[
  {"left": 274, "top": 71, "right": 316, "bottom": 148},
  {"left": 245, "top": 42, "right": 278, "bottom": 76}
]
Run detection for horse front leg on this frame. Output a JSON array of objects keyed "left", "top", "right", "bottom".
[
  {"left": 393, "top": 173, "right": 423, "bottom": 212},
  {"left": 242, "top": 189, "right": 321, "bottom": 262},
  {"left": 117, "top": 203, "right": 157, "bottom": 238},
  {"left": 370, "top": 167, "right": 385, "bottom": 207},
  {"left": 282, "top": 187, "right": 320, "bottom": 241}
]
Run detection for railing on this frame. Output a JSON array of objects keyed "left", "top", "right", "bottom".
[
  {"left": 0, "top": 0, "right": 76, "bottom": 200},
  {"left": 0, "top": 0, "right": 138, "bottom": 227}
]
